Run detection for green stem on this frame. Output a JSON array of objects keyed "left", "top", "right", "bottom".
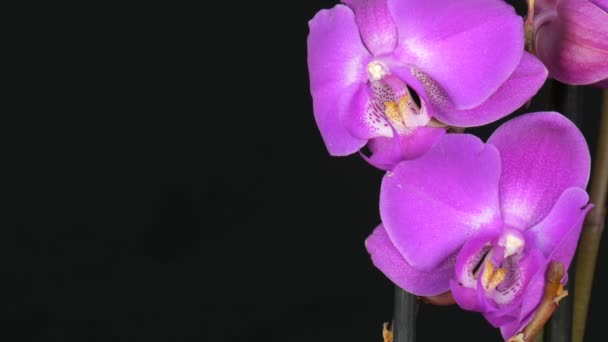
[
  {"left": 393, "top": 287, "right": 417, "bottom": 342},
  {"left": 572, "top": 89, "right": 608, "bottom": 342}
]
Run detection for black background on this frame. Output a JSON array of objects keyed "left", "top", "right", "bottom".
[{"left": 12, "top": 1, "right": 607, "bottom": 341}]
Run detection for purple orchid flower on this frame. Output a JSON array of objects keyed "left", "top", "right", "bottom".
[
  {"left": 307, "top": 0, "right": 548, "bottom": 170},
  {"left": 533, "top": 0, "right": 608, "bottom": 86},
  {"left": 366, "top": 112, "right": 591, "bottom": 339}
]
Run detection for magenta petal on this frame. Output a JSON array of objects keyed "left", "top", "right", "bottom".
[
  {"left": 433, "top": 52, "right": 548, "bottom": 127},
  {"left": 307, "top": 6, "right": 372, "bottom": 155},
  {"left": 385, "top": 126, "right": 446, "bottom": 161},
  {"left": 525, "top": 187, "right": 591, "bottom": 260},
  {"left": 342, "top": 0, "right": 398, "bottom": 56},
  {"left": 484, "top": 311, "right": 519, "bottom": 329},
  {"left": 380, "top": 134, "right": 503, "bottom": 270},
  {"left": 451, "top": 280, "right": 482, "bottom": 311},
  {"left": 594, "top": 78, "right": 608, "bottom": 88},
  {"left": 591, "top": 0, "right": 608, "bottom": 12},
  {"left": 388, "top": 0, "right": 523, "bottom": 109},
  {"left": 531, "top": 202, "right": 592, "bottom": 274},
  {"left": 500, "top": 317, "right": 528, "bottom": 341},
  {"left": 365, "top": 126, "right": 446, "bottom": 170},
  {"left": 366, "top": 225, "right": 454, "bottom": 296},
  {"left": 535, "top": 0, "right": 608, "bottom": 84},
  {"left": 487, "top": 112, "right": 591, "bottom": 229}
]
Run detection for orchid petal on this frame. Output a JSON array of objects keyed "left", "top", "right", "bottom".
[
  {"left": 342, "top": 0, "right": 398, "bottom": 56},
  {"left": 366, "top": 225, "right": 455, "bottom": 296},
  {"left": 365, "top": 126, "right": 445, "bottom": 170},
  {"left": 380, "top": 134, "right": 503, "bottom": 271},
  {"left": 525, "top": 187, "right": 591, "bottom": 259},
  {"left": 591, "top": 0, "right": 608, "bottom": 12},
  {"left": 388, "top": 0, "right": 523, "bottom": 109},
  {"left": 487, "top": 112, "right": 590, "bottom": 229},
  {"left": 481, "top": 289, "right": 524, "bottom": 328},
  {"left": 307, "top": 5, "right": 371, "bottom": 155},
  {"left": 535, "top": 0, "right": 608, "bottom": 84},
  {"left": 451, "top": 280, "right": 482, "bottom": 311},
  {"left": 533, "top": 207, "right": 592, "bottom": 274},
  {"left": 594, "top": 78, "right": 608, "bottom": 88},
  {"left": 485, "top": 311, "right": 519, "bottom": 329},
  {"left": 433, "top": 52, "right": 548, "bottom": 127},
  {"left": 500, "top": 314, "right": 530, "bottom": 340}
]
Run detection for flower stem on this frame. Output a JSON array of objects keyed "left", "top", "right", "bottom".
[
  {"left": 534, "top": 330, "right": 544, "bottom": 342},
  {"left": 572, "top": 89, "right": 608, "bottom": 342},
  {"left": 526, "top": 0, "right": 535, "bottom": 21},
  {"left": 393, "top": 287, "right": 417, "bottom": 342},
  {"left": 420, "top": 291, "right": 455, "bottom": 306},
  {"left": 525, "top": 0, "right": 536, "bottom": 53}
]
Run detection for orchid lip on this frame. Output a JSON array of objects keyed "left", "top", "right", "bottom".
[
  {"left": 384, "top": 94, "right": 416, "bottom": 127},
  {"left": 463, "top": 230, "right": 529, "bottom": 301},
  {"left": 366, "top": 75, "right": 430, "bottom": 136}
]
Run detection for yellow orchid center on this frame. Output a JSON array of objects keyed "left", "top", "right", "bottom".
[
  {"left": 481, "top": 260, "right": 508, "bottom": 292},
  {"left": 384, "top": 95, "right": 411, "bottom": 127}
]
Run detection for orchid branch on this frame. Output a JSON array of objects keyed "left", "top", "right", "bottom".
[
  {"left": 525, "top": 0, "right": 536, "bottom": 53},
  {"left": 392, "top": 287, "right": 417, "bottom": 342},
  {"left": 572, "top": 89, "right": 608, "bottom": 342},
  {"left": 383, "top": 322, "right": 393, "bottom": 342}
]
